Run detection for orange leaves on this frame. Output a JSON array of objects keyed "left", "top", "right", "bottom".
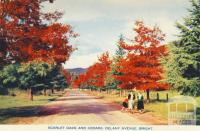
[
  {"left": 73, "top": 52, "right": 111, "bottom": 88},
  {"left": 134, "top": 21, "right": 165, "bottom": 45},
  {"left": 72, "top": 21, "right": 169, "bottom": 91},
  {"left": 73, "top": 74, "right": 88, "bottom": 88},
  {"left": 0, "top": 0, "right": 76, "bottom": 65},
  {"left": 115, "top": 21, "right": 169, "bottom": 90},
  {"left": 62, "top": 69, "right": 72, "bottom": 85},
  {"left": 120, "top": 21, "right": 165, "bottom": 52},
  {"left": 98, "top": 52, "right": 112, "bottom": 67},
  {"left": 30, "top": 23, "right": 75, "bottom": 64}
]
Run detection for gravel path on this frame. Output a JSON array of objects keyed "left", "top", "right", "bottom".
[{"left": 13, "top": 89, "right": 166, "bottom": 125}]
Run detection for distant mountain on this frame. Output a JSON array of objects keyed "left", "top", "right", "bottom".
[{"left": 67, "top": 68, "right": 87, "bottom": 75}]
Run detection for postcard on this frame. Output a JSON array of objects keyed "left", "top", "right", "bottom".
[{"left": 0, "top": 0, "right": 199, "bottom": 131}]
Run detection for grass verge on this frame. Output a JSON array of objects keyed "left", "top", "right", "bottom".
[
  {"left": 83, "top": 89, "right": 200, "bottom": 125},
  {"left": 0, "top": 89, "right": 64, "bottom": 124}
]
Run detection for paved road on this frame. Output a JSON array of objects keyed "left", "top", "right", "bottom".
[{"left": 30, "top": 89, "right": 148, "bottom": 125}]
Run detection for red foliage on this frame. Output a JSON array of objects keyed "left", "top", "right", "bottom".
[
  {"left": 73, "top": 52, "right": 111, "bottom": 88},
  {"left": 73, "top": 74, "right": 87, "bottom": 88},
  {"left": 62, "top": 69, "right": 72, "bottom": 85},
  {"left": 0, "top": 0, "right": 76, "bottom": 66},
  {"left": 115, "top": 21, "right": 169, "bottom": 90}
]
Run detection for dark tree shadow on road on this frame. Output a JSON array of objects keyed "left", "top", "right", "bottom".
[
  {"left": 0, "top": 106, "right": 42, "bottom": 123},
  {"left": 0, "top": 100, "right": 117, "bottom": 123},
  {"left": 39, "top": 103, "right": 117, "bottom": 116},
  {"left": 52, "top": 96, "right": 104, "bottom": 101}
]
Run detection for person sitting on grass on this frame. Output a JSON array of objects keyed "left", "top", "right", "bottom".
[{"left": 121, "top": 97, "right": 128, "bottom": 112}]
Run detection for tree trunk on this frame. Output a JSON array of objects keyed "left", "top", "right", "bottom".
[
  {"left": 146, "top": 89, "right": 150, "bottom": 102},
  {"left": 157, "top": 93, "right": 159, "bottom": 101},
  {"left": 120, "top": 90, "right": 122, "bottom": 97},
  {"left": 29, "top": 88, "right": 33, "bottom": 101},
  {"left": 166, "top": 93, "right": 169, "bottom": 101},
  {"left": 44, "top": 88, "right": 47, "bottom": 96},
  {"left": 51, "top": 88, "right": 54, "bottom": 94}
]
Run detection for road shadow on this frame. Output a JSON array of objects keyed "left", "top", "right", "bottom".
[
  {"left": 0, "top": 101, "right": 117, "bottom": 123},
  {"left": 53, "top": 96, "right": 104, "bottom": 101},
  {"left": 0, "top": 106, "right": 42, "bottom": 123},
  {"left": 38, "top": 103, "right": 117, "bottom": 116}
]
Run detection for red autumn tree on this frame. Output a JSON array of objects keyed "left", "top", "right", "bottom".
[
  {"left": 115, "top": 21, "right": 168, "bottom": 101},
  {"left": 0, "top": 0, "right": 76, "bottom": 67},
  {"left": 62, "top": 68, "right": 72, "bottom": 86},
  {"left": 73, "top": 52, "right": 111, "bottom": 89},
  {"left": 73, "top": 74, "right": 87, "bottom": 89}
]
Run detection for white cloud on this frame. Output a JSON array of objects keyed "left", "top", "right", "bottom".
[
  {"left": 42, "top": 0, "right": 105, "bottom": 22},
  {"left": 42, "top": 0, "right": 189, "bottom": 22},
  {"left": 104, "top": 0, "right": 189, "bottom": 6},
  {"left": 63, "top": 53, "right": 100, "bottom": 68},
  {"left": 42, "top": 0, "right": 190, "bottom": 68},
  {"left": 118, "top": 13, "right": 182, "bottom": 43}
]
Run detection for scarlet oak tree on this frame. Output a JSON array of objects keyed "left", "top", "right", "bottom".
[
  {"left": 73, "top": 52, "right": 111, "bottom": 89},
  {"left": 73, "top": 74, "right": 87, "bottom": 89},
  {"left": 0, "top": 0, "right": 76, "bottom": 66},
  {"left": 62, "top": 68, "right": 72, "bottom": 86},
  {"left": 0, "top": 0, "right": 76, "bottom": 100},
  {"left": 115, "top": 21, "right": 168, "bottom": 100}
]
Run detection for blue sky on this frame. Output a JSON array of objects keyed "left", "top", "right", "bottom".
[{"left": 43, "top": 0, "right": 190, "bottom": 68}]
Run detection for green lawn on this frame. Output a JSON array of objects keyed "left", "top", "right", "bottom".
[
  {"left": 0, "top": 89, "right": 63, "bottom": 109},
  {"left": 145, "top": 91, "right": 200, "bottom": 121},
  {"left": 0, "top": 89, "right": 64, "bottom": 123},
  {"left": 0, "top": 94, "right": 58, "bottom": 109},
  {"left": 85, "top": 89, "right": 200, "bottom": 125},
  {"left": 145, "top": 90, "right": 179, "bottom": 119}
]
